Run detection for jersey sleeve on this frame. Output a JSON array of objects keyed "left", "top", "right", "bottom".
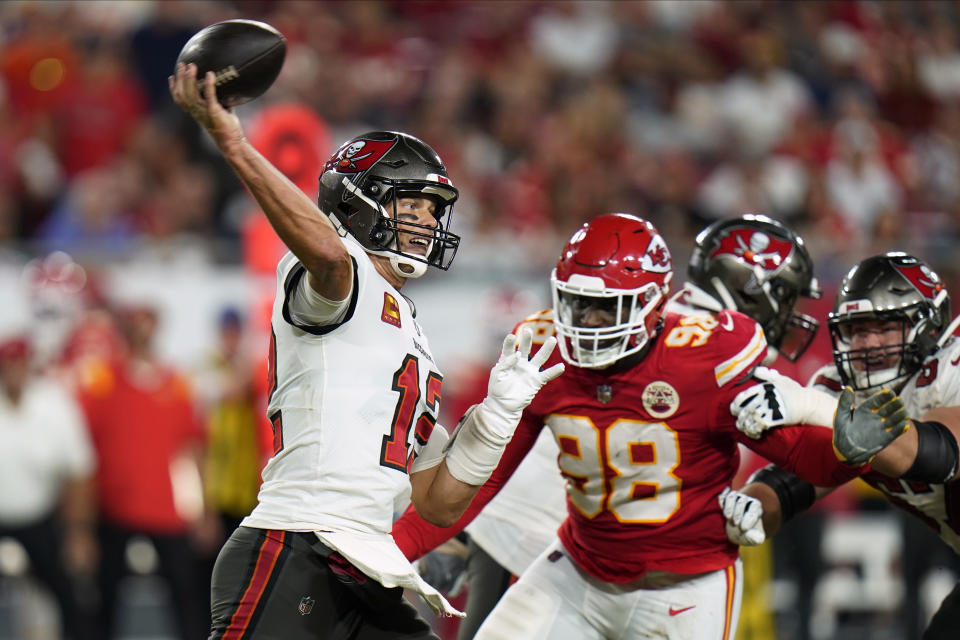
[
  {"left": 708, "top": 310, "right": 769, "bottom": 389},
  {"left": 279, "top": 255, "right": 360, "bottom": 335},
  {"left": 392, "top": 412, "right": 543, "bottom": 561},
  {"left": 738, "top": 424, "right": 866, "bottom": 486},
  {"left": 511, "top": 309, "right": 556, "bottom": 344},
  {"left": 930, "top": 338, "right": 960, "bottom": 404},
  {"left": 680, "top": 310, "right": 768, "bottom": 434}
]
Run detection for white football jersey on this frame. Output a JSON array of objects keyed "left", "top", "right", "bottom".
[
  {"left": 243, "top": 239, "right": 443, "bottom": 536},
  {"left": 809, "top": 333, "right": 960, "bottom": 554}
]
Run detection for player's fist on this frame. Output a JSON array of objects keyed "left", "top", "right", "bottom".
[{"left": 719, "top": 487, "right": 765, "bottom": 546}]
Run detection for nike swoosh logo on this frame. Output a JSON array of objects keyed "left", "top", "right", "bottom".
[
  {"left": 952, "top": 353, "right": 960, "bottom": 366},
  {"left": 719, "top": 313, "right": 734, "bottom": 331},
  {"left": 669, "top": 605, "right": 696, "bottom": 616}
]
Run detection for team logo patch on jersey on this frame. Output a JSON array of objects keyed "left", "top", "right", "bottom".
[
  {"left": 298, "top": 596, "right": 315, "bottom": 615},
  {"left": 642, "top": 381, "right": 679, "bottom": 418},
  {"left": 381, "top": 292, "right": 402, "bottom": 328}
]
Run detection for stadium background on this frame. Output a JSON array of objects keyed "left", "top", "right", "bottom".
[{"left": 1, "top": 1, "right": 959, "bottom": 638}]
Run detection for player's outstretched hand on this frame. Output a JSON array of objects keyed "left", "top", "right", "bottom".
[
  {"left": 479, "top": 327, "right": 565, "bottom": 438},
  {"left": 718, "top": 487, "right": 765, "bottom": 546},
  {"left": 731, "top": 366, "right": 838, "bottom": 438},
  {"left": 168, "top": 63, "right": 244, "bottom": 152},
  {"left": 833, "top": 386, "right": 910, "bottom": 465}
]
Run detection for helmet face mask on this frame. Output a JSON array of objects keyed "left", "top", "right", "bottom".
[
  {"left": 551, "top": 213, "right": 673, "bottom": 369},
  {"left": 831, "top": 314, "right": 913, "bottom": 391},
  {"left": 828, "top": 252, "right": 950, "bottom": 392},
  {"left": 318, "top": 131, "right": 460, "bottom": 279},
  {"left": 688, "top": 214, "right": 820, "bottom": 361}
]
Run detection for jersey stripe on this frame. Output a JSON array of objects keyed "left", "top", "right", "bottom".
[
  {"left": 714, "top": 324, "right": 766, "bottom": 387},
  {"left": 223, "top": 530, "right": 287, "bottom": 639},
  {"left": 723, "top": 563, "right": 736, "bottom": 640}
]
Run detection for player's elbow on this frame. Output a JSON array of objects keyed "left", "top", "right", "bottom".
[
  {"left": 423, "top": 512, "right": 459, "bottom": 528},
  {"left": 410, "top": 498, "right": 462, "bottom": 528}
]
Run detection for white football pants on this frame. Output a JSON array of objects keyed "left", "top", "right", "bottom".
[{"left": 474, "top": 539, "right": 742, "bottom": 640}]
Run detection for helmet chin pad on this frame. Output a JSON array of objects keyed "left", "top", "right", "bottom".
[{"left": 389, "top": 252, "right": 427, "bottom": 279}]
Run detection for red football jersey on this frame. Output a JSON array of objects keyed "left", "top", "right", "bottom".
[{"left": 393, "top": 309, "right": 860, "bottom": 583}]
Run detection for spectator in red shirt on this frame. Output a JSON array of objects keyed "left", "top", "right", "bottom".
[{"left": 78, "top": 304, "right": 209, "bottom": 640}]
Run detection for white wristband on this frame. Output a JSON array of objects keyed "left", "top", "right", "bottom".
[
  {"left": 443, "top": 405, "right": 512, "bottom": 486},
  {"left": 802, "top": 387, "right": 841, "bottom": 428}
]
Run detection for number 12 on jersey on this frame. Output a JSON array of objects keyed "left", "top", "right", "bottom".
[{"left": 381, "top": 354, "right": 441, "bottom": 472}]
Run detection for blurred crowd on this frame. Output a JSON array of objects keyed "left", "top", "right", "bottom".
[
  {"left": 1, "top": 0, "right": 960, "bottom": 283},
  {"left": 0, "top": 250, "right": 270, "bottom": 639},
  {"left": 3, "top": 0, "right": 960, "bottom": 638}
]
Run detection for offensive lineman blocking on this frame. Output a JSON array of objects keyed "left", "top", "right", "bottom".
[{"left": 724, "top": 252, "right": 960, "bottom": 640}]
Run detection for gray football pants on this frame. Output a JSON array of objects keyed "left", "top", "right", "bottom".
[{"left": 209, "top": 526, "right": 439, "bottom": 640}]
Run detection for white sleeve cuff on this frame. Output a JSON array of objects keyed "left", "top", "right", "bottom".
[{"left": 289, "top": 272, "right": 353, "bottom": 326}]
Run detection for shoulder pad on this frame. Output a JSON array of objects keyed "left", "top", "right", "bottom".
[
  {"left": 512, "top": 309, "right": 555, "bottom": 345},
  {"left": 661, "top": 310, "right": 767, "bottom": 387}
]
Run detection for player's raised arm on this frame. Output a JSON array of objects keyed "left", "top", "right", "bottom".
[{"left": 169, "top": 63, "right": 350, "bottom": 300}]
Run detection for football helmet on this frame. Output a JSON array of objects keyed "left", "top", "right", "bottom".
[
  {"left": 551, "top": 213, "right": 673, "bottom": 369},
  {"left": 828, "top": 252, "right": 951, "bottom": 392},
  {"left": 687, "top": 214, "right": 821, "bottom": 362},
  {"left": 318, "top": 131, "right": 460, "bottom": 279}
]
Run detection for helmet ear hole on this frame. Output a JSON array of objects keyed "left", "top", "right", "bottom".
[{"left": 370, "top": 224, "right": 393, "bottom": 248}]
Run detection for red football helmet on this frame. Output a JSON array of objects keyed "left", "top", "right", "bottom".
[{"left": 551, "top": 213, "right": 673, "bottom": 368}]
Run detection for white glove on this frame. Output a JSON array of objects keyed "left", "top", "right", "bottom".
[
  {"left": 476, "top": 328, "right": 565, "bottom": 438},
  {"left": 730, "top": 366, "right": 838, "bottom": 439},
  {"left": 444, "top": 327, "right": 565, "bottom": 485},
  {"left": 719, "top": 487, "right": 765, "bottom": 546}
]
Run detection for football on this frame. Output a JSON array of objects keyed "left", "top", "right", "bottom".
[{"left": 176, "top": 19, "right": 286, "bottom": 108}]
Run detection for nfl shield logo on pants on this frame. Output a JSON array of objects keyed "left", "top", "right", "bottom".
[{"left": 298, "top": 596, "right": 315, "bottom": 615}]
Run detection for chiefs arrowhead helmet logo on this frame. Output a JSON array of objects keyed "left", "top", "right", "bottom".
[{"left": 640, "top": 233, "right": 672, "bottom": 273}]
